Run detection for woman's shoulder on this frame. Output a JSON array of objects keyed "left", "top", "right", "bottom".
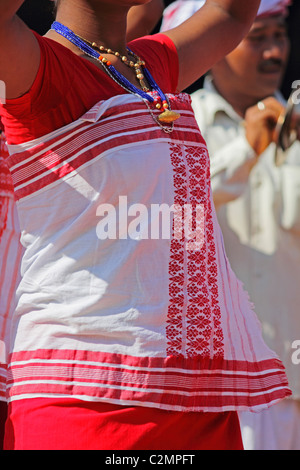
[
  {"left": 0, "top": 32, "right": 113, "bottom": 145},
  {"left": 128, "top": 33, "right": 179, "bottom": 93}
]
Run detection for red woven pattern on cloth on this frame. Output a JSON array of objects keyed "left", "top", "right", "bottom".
[
  {"left": 167, "top": 142, "right": 224, "bottom": 358},
  {"left": 0, "top": 134, "right": 14, "bottom": 240}
]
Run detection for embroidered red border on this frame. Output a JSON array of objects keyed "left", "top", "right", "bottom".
[
  {"left": 167, "top": 143, "right": 224, "bottom": 358},
  {"left": 6, "top": 349, "right": 291, "bottom": 410}
]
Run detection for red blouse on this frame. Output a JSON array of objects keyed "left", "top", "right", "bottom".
[{"left": 0, "top": 31, "right": 179, "bottom": 145}]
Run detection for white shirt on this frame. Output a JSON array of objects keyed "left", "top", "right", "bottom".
[{"left": 192, "top": 77, "right": 300, "bottom": 398}]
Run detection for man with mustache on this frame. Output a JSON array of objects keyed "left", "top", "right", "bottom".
[{"left": 189, "top": 0, "right": 300, "bottom": 450}]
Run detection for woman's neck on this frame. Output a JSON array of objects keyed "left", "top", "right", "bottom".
[{"left": 47, "top": 0, "right": 129, "bottom": 56}]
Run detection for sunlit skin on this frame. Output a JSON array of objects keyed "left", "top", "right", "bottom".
[
  {"left": 50, "top": 0, "right": 153, "bottom": 55},
  {"left": 126, "top": 0, "right": 164, "bottom": 42},
  {"left": 45, "top": 1, "right": 156, "bottom": 90}
]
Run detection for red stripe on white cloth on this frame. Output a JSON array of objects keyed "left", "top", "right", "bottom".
[
  {"left": 6, "top": 349, "right": 290, "bottom": 411},
  {"left": 0, "top": 134, "right": 9, "bottom": 160},
  {"left": 7, "top": 103, "right": 200, "bottom": 202},
  {"left": 0, "top": 365, "right": 6, "bottom": 399}
]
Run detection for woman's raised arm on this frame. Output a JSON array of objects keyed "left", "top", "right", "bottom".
[
  {"left": 126, "top": 0, "right": 164, "bottom": 42},
  {"left": 163, "top": 0, "right": 261, "bottom": 91},
  {"left": 0, "top": 0, "right": 40, "bottom": 99}
]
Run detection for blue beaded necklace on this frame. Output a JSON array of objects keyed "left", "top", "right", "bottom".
[{"left": 51, "top": 22, "right": 180, "bottom": 131}]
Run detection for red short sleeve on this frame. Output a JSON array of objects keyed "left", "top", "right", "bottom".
[
  {"left": 128, "top": 33, "right": 179, "bottom": 94},
  {"left": 0, "top": 32, "right": 179, "bottom": 145}
]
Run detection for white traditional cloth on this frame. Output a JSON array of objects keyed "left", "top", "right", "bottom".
[
  {"left": 0, "top": 135, "right": 23, "bottom": 402},
  {"left": 4, "top": 92, "right": 291, "bottom": 412},
  {"left": 160, "top": 0, "right": 291, "bottom": 31}
]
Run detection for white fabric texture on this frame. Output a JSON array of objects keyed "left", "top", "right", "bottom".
[{"left": 4, "top": 93, "right": 290, "bottom": 411}]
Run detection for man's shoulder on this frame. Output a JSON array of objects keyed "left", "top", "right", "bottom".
[
  {"left": 191, "top": 87, "right": 211, "bottom": 101},
  {"left": 191, "top": 84, "right": 222, "bottom": 109},
  {"left": 191, "top": 86, "right": 221, "bottom": 127}
]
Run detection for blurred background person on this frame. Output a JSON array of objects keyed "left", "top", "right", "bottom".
[
  {"left": 161, "top": 0, "right": 300, "bottom": 450},
  {"left": 190, "top": 0, "right": 300, "bottom": 450}
]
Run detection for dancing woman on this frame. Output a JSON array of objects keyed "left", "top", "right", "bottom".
[{"left": 0, "top": 0, "right": 290, "bottom": 450}]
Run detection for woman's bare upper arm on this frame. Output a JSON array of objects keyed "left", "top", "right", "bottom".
[
  {"left": 0, "top": 15, "right": 40, "bottom": 100},
  {"left": 162, "top": 0, "right": 260, "bottom": 92}
]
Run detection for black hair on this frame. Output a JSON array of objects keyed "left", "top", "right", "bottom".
[{"left": 17, "top": 0, "right": 55, "bottom": 35}]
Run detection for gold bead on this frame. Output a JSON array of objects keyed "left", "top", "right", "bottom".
[
  {"left": 122, "top": 56, "right": 128, "bottom": 62},
  {"left": 137, "top": 73, "right": 144, "bottom": 80},
  {"left": 107, "top": 49, "right": 113, "bottom": 54},
  {"left": 156, "top": 103, "right": 162, "bottom": 109},
  {"left": 158, "top": 109, "right": 181, "bottom": 123}
]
